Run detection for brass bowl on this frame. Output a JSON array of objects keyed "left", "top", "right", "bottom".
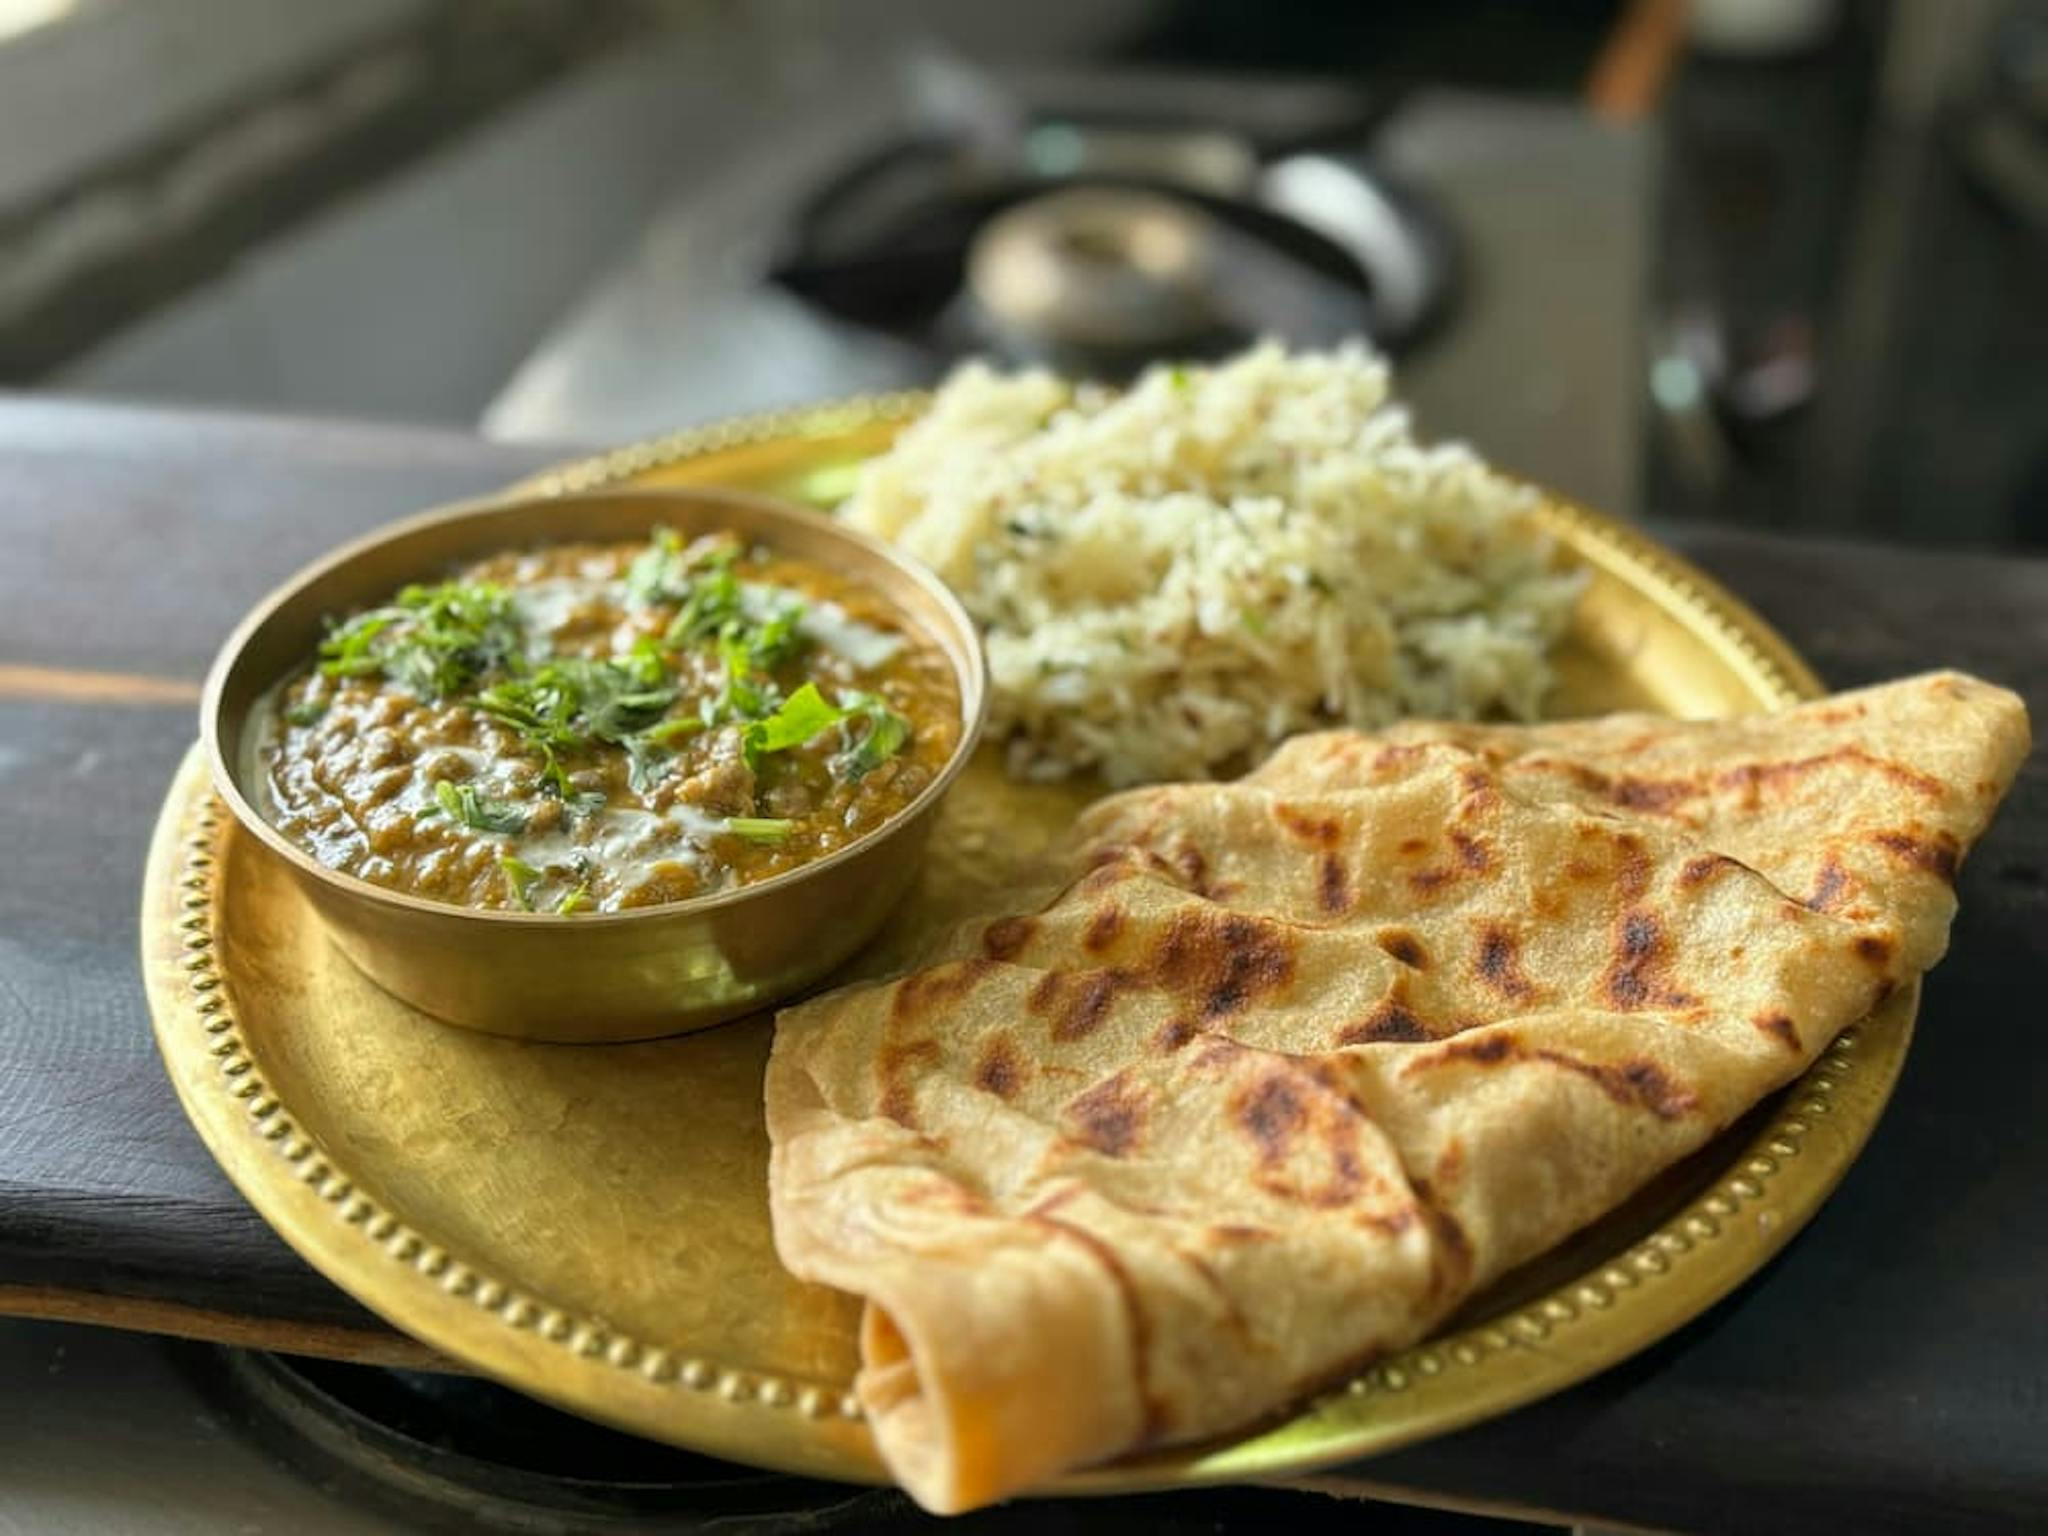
[{"left": 200, "top": 486, "right": 987, "bottom": 1043}]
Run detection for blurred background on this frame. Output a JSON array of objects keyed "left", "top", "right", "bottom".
[
  {"left": 4, "top": 6, "right": 2045, "bottom": 1533},
  {"left": 1, "top": 0, "right": 2042, "bottom": 543}
]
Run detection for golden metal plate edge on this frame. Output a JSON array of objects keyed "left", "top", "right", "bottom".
[{"left": 143, "top": 394, "right": 1915, "bottom": 1493}]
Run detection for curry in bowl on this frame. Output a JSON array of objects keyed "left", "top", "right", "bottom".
[{"left": 254, "top": 529, "right": 961, "bottom": 915}]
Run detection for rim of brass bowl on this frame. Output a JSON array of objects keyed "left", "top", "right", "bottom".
[{"left": 199, "top": 486, "right": 988, "bottom": 1042}]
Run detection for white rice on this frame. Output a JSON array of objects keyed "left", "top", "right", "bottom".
[{"left": 844, "top": 343, "right": 1585, "bottom": 787}]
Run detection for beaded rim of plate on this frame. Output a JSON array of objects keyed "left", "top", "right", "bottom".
[{"left": 150, "top": 394, "right": 1913, "bottom": 1488}]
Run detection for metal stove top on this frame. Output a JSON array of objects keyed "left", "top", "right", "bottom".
[
  {"left": 484, "top": 67, "right": 1650, "bottom": 520},
  {"left": 1, "top": 1320, "right": 1539, "bottom": 1534}
]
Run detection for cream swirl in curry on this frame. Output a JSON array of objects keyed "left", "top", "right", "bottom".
[{"left": 254, "top": 531, "right": 960, "bottom": 913}]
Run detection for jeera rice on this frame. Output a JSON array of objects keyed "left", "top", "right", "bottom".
[{"left": 843, "top": 343, "right": 1584, "bottom": 786}]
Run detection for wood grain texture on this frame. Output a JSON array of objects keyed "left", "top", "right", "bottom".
[{"left": 0, "top": 399, "right": 2040, "bottom": 1534}]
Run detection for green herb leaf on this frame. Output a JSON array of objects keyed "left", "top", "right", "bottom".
[
  {"left": 431, "top": 779, "right": 528, "bottom": 835},
  {"left": 739, "top": 682, "right": 850, "bottom": 771},
  {"left": 724, "top": 817, "right": 792, "bottom": 843},
  {"left": 625, "top": 526, "right": 684, "bottom": 605},
  {"left": 497, "top": 854, "right": 542, "bottom": 910},
  {"left": 316, "top": 609, "right": 402, "bottom": 678},
  {"left": 554, "top": 881, "right": 591, "bottom": 915},
  {"left": 476, "top": 652, "right": 676, "bottom": 796},
  {"left": 710, "top": 623, "right": 777, "bottom": 723},
  {"left": 643, "top": 716, "right": 705, "bottom": 747},
  {"left": 830, "top": 692, "right": 911, "bottom": 783},
  {"left": 620, "top": 634, "right": 669, "bottom": 688},
  {"left": 622, "top": 712, "right": 707, "bottom": 794},
  {"left": 283, "top": 698, "right": 328, "bottom": 727},
  {"left": 631, "top": 528, "right": 742, "bottom": 610},
  {"left": 320, "top": 582, "right": 523, "bottom": 700},
  {"left": 624, "top": 735, "right": 671, "bottom": 795},
  {"left": 646, "top": 534, "right": 747, "bottom": 645},
  {"left": 747, "top": 599, "right": 809, "bottom": 671}
]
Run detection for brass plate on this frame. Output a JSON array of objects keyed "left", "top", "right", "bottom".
[{"left": 147, "top": 396, "right": 1913, "bottom": 1491}]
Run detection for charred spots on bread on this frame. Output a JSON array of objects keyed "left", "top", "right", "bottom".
[
  {"left": 981, "top": 915, "right": 1037, "bottom": 961},
  {"left": 1233, "top": 1073, "right": 1307, "bottom": 1164},
  {"left": 1804, "top": 857, "right": 1851, "bottom": 913},
  {"left": 1614, "top": 832, "right": 1654, "bottom": 903},
  {"left": 1679, "top": 852, "right": 1740, "bottom": 890},
  {"left": 1372, "top": 743, "right": 1428, "bottom": 775},
  {"left": 1473, "top": 923, "right": 1539, "bottom": 1003},
  {"left": 1337, "top": 995, "right": 1433, "bottom": 1045},
  {"left": 1406, "top": 866, "right": 1457, "bottom": 897},
  {"left": 1448, "top": 829, "right": 1492, "bottom": 874},
  {"left": 1273, "top": 804, "right": 1342, "bottom": 846},
  {"left": 890, "top": 959, "right": 994, "bottom": 1024},
  {"left": 1317, "top": 853, "right": 1351, "bottom": 914},
  {"left": 1409, "top": 1029, "right": 1698, "bottom": 1120},
  {"left": 1600, "top": 1057, "right": 1698, "bottom": 1119},
  {"left": 1064, "top": 1072, "right": 1148, "bottom": 1157},
  {"left": 974, "top": 1032, "right": 1027, "bottom": 1099},
  {"left": 1409, "top": 1175, "right": 1475, "bottom": 1299},
  {"left": 876, "top": 1038, "right": 942, "bottom": 1128},
  {"left": 1433, "top": 1136, "right": 1467, "bottom": 1195},
  {"left": 1376, "top": 927, "right": 1430, "bottom": 969},
  {"left": 1602, "top": 907, "right": 1698, "bottom": 1011},
  {"left": 1536, "top": 1048, "right": 1697, "bottom": 1119},
  {"left": 1028, "top": 968, "right": 1128, "bottom": 1043},
  {"left": 1716, "top": 745, "right": 1947, "bottom": 805},
  {"left": 1610, "top": 776, "right": 1696, "bottom": 814},
  {"left": 1521, "top": 756, "right": 1696, "bottom": 816},
  {"left": 1149, "top": 908, "right": 1298, "bottom": 1020},
  {"left": 1872, "top": 828, "right": 1961, "bottom": 883},
  {"left": 1456, "top": 763, "right": 1499, "bottom": 806},
  {"left": 1083, "top": 903, "right": 1125, "bottom": 954},
  {"left": 1752, "top": 1012, "right": 1802, "bottom": 1052}
]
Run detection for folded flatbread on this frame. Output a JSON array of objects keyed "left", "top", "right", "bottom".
[{"left": 765, "top": 672, "right": 2028, "bottom": 1512}]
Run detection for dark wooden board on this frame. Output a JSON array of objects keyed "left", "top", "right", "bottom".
[{"left": 0, "top": 397, "right": 2041, "bottom": 1532}]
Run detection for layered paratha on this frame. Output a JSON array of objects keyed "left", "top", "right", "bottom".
[{"left": 765, "top": 671, "right": 2028, "bottom": 1512}]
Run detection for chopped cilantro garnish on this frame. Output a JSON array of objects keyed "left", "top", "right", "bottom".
[
  {"left": 831, "top": 692, "right": 911, "bottom": 782},
  {"left": 660, "top": 548, "right": 745, "bottom": 646},
  {"left": 709, "top": 623, "right": 778, "bottom": 723},
  {"left": 431, "top": 780, "right": 528, "bottom": 835},
  {"left": 320, "top": 582, "right": 523, "bottom": 699},
  {"left": 748, "top": 600, "right": 809, "bottom": 670},
  {"left": 283, "top": 698, "right": 328, "bottom": 727},
  {"left": 497, "top": 854, "right": 542, "bottom": 910},
  {"left": 629, "top": 527, "right": 743, "bottom": 608},
  {"left": 740, "top": 682, "right": 849, "bottom": 771},
  {"left": 625, "top": 526, "right": 684, "bottom": 605},
  {"left": 624, "top": 735, "right": 670, "bottom": 795},
  {"left": 554, "top": 881, "right": 591, "bottom": 915},
  {"left": 624, "top": 714, "right": 707, "bottom": 793},
  {"left": 642, "top": 716, "right": 705, "bottom": 747},
  {"left": 477, "top": 652, "right": 677, "bottom": 797}
]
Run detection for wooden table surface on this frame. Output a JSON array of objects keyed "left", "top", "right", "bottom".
[{"left": 1, "top": 397, "right": 2042, "bottom": 1533}]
